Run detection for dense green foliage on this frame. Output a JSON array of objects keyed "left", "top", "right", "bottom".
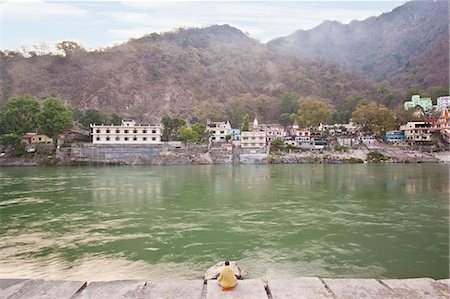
[
  {"left": 280, "top": 91, "right": 300, "bottom": 115},
  {"left": 352, "top": 102, "right": 395, "bottom": 135},
  {"left": 241, "top": 114, "right": 250, "bottom": 131},
  {"left": 37, "top": 97, "right": 73, "bottom": 141},
  {"left": 161, "top": 116, "right": 186, "bottom": 141},
  {"left": 367, "top": 151, "right": 388, "bottom": 162},
  {"left": 0, "top": 96, "right": 40, "bottom": 135},
  {"left": 178, "top": 126, "right": 198, "bottom": 144},
  {"left": 79, "top": 109, "right": 104, "bottom": 130},
  {"left": 0, "top": 133, "right": 25, "bottom": 156},
  {"left": 296, "top": 98, "right": 332, "bottom": 128}
]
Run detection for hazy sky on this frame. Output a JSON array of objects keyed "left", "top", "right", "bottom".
[{"left": 1, "top": 0, "right": 407, "bottom": 51}]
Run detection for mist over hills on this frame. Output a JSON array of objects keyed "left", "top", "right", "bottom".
[
  {"left": 268, "top": 0, "right": 449, "bottom": 90},
  {"left": 0, "top": 0, "right": 448, "bottom": 123}
]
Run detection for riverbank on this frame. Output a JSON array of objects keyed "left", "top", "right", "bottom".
[
  {"left": 2, "top": 277, "right": 449, "bottom": 298},
  {"left": 0, "top": 143, "right": 448, "bottom": 167}
]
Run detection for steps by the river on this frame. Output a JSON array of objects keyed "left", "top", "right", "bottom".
[{"left": 1, "top": 277, "right": 449, "bottom": 299}]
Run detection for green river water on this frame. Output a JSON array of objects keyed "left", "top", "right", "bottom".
[{"left": 0, "top": 164, "right": 448, "bottom": 281}]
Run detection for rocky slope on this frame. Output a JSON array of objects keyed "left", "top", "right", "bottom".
[{"left": 268, "top": 0, "right": 449, "bottom": 91}]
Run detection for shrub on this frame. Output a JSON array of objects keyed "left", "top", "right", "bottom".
[
  {"left": 367, "top": 151, "right": 388, "bottom": 162},
  {"left": 0, "top": 134, "right": 26, "bottom": 156}
]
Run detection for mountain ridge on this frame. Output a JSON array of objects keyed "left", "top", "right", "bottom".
[{"left": 0, "top": 1, "right": 447, "bottom": 122}]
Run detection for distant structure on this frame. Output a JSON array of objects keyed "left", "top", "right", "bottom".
[
  {"left": 90, "top": 120, "right": 162, "bottom": 144},
  {"left": 404, "top": 95, "right": 432, "bottom": 111},
  {"left": 21, "top": 133, "right": 53, "bottom": 145},
  {"left": 436, "top": 96, "right": 450, "bottom": 110},
  {"left": 206, "top": 120, "right": 232, "bottom": 142}
]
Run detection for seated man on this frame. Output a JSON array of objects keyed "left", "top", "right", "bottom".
[{"left": 218, "top": 261, "right": 237, "bottom": 290}]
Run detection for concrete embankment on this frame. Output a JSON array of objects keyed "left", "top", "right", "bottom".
[
  {"left": 1, "top": 143, "right": 448, "bottom": 167},
  {"left": 1, "top": 277, "right": 449, "bottom": 298}
]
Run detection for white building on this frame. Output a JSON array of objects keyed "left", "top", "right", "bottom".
[
  {"left": 90, "top": 120, "right": 162, "bottom": 144},
  {"left": 400, "top": 121, "right": 433, "bottom": 143},
  {"left": 437, "top": 96, "right": 450, "bottom": 110},
  {"left": 241, "top": 131, "right": 266, "bottom": 148},
  {"left": 259, "top": 124, "right": 286, "bottom": 142},
  {"left": 206, "top": 120, "right": 232, "bottom": 142}
]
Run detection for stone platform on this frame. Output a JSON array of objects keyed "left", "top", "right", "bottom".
[{"left": 1, "top": 277, "right": 449, "bottom": 299}]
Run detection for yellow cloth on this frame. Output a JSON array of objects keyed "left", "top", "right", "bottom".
[{"left": 218, "top": 266, "right": 237, "bottom": 289}]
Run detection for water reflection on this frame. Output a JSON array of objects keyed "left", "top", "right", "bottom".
[{"left": 0, "top": 164, "right": 448, "bottom": 280}]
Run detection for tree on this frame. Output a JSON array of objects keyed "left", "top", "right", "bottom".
[
  {"left": 280, "top": 91, "right": 299, "bottom": 115},
  {"left": 38, "top": 97, "right": 73, "bottom": 143},
  {"left": 192, "top": 122, "right": 206, "bottom": 142},
  {"left": 79, "top": 109, "right": 104, "bottom": 130},
  {"left": 56, "top": 41, "right": 84, "bottom": 56},
  {"left": 178, "top": 126, "right": 198, "bottom": 145},
  {"left": 110, "top": 113, "right": 122, "bottom": 125},
  {"left": 0, "top": 133, "right": 25, "bottom": 156},
  {"left": 241, "top": 114, "right": 249, "bottom": 131},
  {"left": 161, "top": 116, "right": 186, "bottom": 141},
  {"left": 332, "top": 95, "right": 363, "bottom": 124},
  {"left": 0, "top": 96, "right": 41, "bottom": 135},
  {"left": 352, "top": 102, "right": 395, "bottom": 135},
  {"left": 279, "top": 113, "right": 295, "bottom": 127},
  {"left": 296, "top": 98, "right": 332, "bottom": 128},
  {"left": 394, "top": 103, "right": 415, "bottom": 127}
]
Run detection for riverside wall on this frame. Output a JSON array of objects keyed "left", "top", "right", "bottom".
[
  {"left": 55, "top": 144, "right": 270, "bottom": 165},
  {"left": 1, "top": 143, "right": 448, "bottom": 167}
]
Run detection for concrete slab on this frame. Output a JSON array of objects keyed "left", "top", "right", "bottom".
[
  {"left": 4, "top": 280, "right": 86, "bottom": 299},
  {"left": 74, "top": 280, "right": 146, "bottom": 299},
  {"left": 206, "top": 279, "right": 268, "bottom": 299},
  {"left": 0, "top": 279, "right": 29, "bottom": 291},
  {"left": 268, "top": 277, "right": 333, "bottom": 299},
  {"left": 323, "top": 278, "right": 399, "bottom": 299},
  {"left": 0, "top": 280, "right": 41, "bottom": 299},
  {"left": 382, "top": 278, "right": 450, "bottom": 299},
  {"left": 141, "top": 279, "right": 203, "bottom": 299}
]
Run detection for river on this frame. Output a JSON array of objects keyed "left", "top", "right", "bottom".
[{"left": 0, "top": 164, "right": 448, "bottom": 281}]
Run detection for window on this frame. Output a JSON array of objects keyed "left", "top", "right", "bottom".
[
  {"left": 96, "top": 137, "right": 100, "bottom": 141},
  {"left": 106, "top": 137, "right": 110, "bottom": 141},
  {"left": 152, "top": 137, "right": 156, "bottom": 141},
  {"left": 220, "top": 131, "right": 225, "bottom": 134},
  {"left": 124, "top": 137, "right": 129, "bottom": 141},
  {"left": 133, "top": 137, "right": 137, "bottom": 141},
  {"left": 133, "top": 129, "right": 138, "bottom": 134},
  {"left": 96, "top": 129, "right": 100, "bottom": 133},
  {"left": 116, "top": 137, "right": 120, "bottom": 141},
  {"left": 152, "top": 130, "right": 156, "bottom": 134},
  {"left": 124, "top": 129, "right": 129, "bottom": 133},
  {"left": 143, "top": 137, "right": 147, "bottom": 141},
  {"left": 143, "top": 130, "right": 147, "bottom": 134},
  {"left": 116, "top": 129, "right": 120, "bottom": 133},
  {"left": 106, "top": 129, "right": 110, "bottom": 133}
]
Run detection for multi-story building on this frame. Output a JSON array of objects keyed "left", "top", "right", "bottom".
[
  {"left": 206, "top": 120, "right": 232, "bottom": 142},
  {"left": 436, "top": 96, "right": 450, "bottom": 110},
  {"left": 433, "top": 108, "right": 450, "bottom": 131},
  {"left": 400, "top": 121, "right": 434, "bottom": 143},
  {"left": 404, "top": 95, "right": 432, "bottom": 111},
  {"left": 90, "top": 120, "right": 162, "bottom": 144},
  {"left": 259, "top": 124, "right": 286, "bottom": 142},
  {"left": 241, "top": 131, "right": 266, "bottom": 148}
]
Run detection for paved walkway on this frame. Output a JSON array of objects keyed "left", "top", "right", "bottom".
[{"left": 1, "top": 277, "right": 449, "bottom": 299}]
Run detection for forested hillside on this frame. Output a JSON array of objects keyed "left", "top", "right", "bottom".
[
  {"left": 268, "top": 0, "right": 449, "bottom": 92},
  {"left": 0, "top": 1, "right": 447, "bottom": 124}
]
